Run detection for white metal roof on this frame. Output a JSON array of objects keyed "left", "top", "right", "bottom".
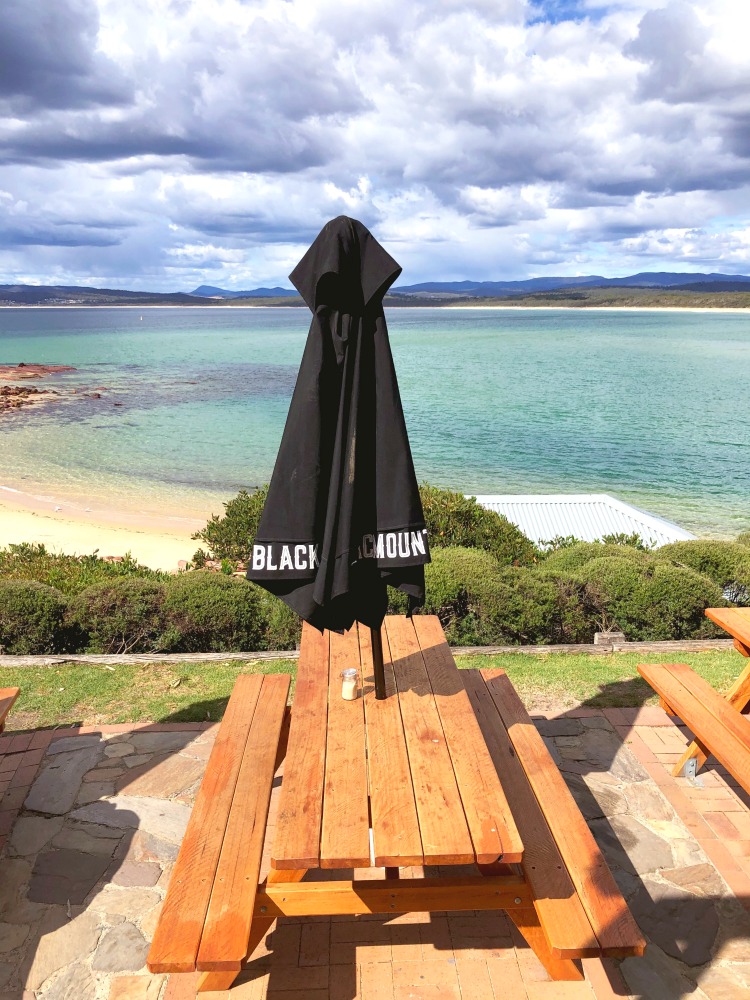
[{"left": 471, "top": 493, "right": 696, "bottom": 549}]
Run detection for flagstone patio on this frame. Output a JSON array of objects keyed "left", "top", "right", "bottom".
[{"left": 1, "top": 705, "right": 749, "bottom": 1000}]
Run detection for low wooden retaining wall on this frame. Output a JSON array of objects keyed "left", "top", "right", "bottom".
[{"left": 0, "top": 638, "right": 735, "bottom": 668}]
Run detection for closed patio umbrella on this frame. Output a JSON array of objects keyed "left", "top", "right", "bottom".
[{"left": 246, "top": 215, "right": 430, "bottom": 698}]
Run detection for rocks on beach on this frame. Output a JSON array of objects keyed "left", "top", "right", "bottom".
[
  {"left": 0, "top": 363, "right": 114, "bottom": 415},
  {"left": 0, "top": 363, "right": 77, "bottom": 381},
  {"left": 0, "top": 385, "right": 55, "bottom": 412}
]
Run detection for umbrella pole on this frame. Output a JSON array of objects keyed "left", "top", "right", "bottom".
[{"left": 370, "top": 626, "right": 387, "bottom": 700}]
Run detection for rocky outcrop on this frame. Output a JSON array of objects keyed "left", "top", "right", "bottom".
[
  {"left": 0, "top": 364, "right": 115, "bottom": 415},
  {"left": 0, "top": 384, "right": 57, "bottom": 412},
  {"left": 0, "top": 363, "right": 76, "bottom": 380}
]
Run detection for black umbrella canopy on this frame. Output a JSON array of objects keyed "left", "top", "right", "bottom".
[{"left": 246, "top": 216, "right": 430, "bottom": 641}]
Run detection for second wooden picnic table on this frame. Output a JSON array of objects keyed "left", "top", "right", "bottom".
[{"left": 669, "top": 606, "right": 750, "bottom": 777}]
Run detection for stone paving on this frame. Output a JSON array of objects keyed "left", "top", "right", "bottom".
[{"left": 0, "top": 706, "right": 749, "bottom": 1000}]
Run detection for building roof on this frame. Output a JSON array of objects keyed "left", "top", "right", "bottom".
[{"left": 472, "top": 493, "right": 696, "bottom": 549}]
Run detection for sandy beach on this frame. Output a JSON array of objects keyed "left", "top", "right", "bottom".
[{"left": 0, "top": 486, "right": 206, "bottom": 571}]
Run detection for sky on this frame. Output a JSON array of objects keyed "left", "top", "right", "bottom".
[{"left": 2, "top": 0, "right": 750, "bottom": 291}]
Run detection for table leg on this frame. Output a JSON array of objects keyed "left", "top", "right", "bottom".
[
  {"left": 727, "top": 644, "right": 750, "bottom": 707},
  {"left": 478, "top": 861, "right": 515, "bottom": 877},
  {"left": 246, "top": 869, "right": 308, "bottom": 961},
  {"left": 507, "top": 907, "right": 584, "bottom": 982},
  {"left": 196, "top": 870, "right": 307, "bottom": 992},
  {"left": 197, "top": 970, "right": 240, "bottom": 992},
  {"left": 673, "top": 649, "right": 750, "bottom": 777}
]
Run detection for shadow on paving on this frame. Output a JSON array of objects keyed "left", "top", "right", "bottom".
[
  {"left": 1, "top": 724, "right": 207, "bottom": 998},
  {"left": 544, "top": 680, "right": 750, "bottom": 999},
  {"left": 2, "top": 675, "right": 750, "bottom": 999}
]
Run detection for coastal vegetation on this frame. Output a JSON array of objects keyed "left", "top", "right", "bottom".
[{"left": 2, "top": 487, "right": 749, "bottom": 656}]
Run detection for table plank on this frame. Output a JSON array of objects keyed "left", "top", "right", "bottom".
[
  {"left": 481, "top": 669, "right": 645, "bottom": 957},
  {"left": 360, "top": 624, "right": 424, "bottom": 867},
  {"left": 320, "top": 628, "right": 371, "bottom": 868},
  {"left": 272, "top": 624, "right": 329, "bottom": 869},
  {"left": 413, "top": 616, "right": 523, "bottom": 865},
  {"left": 148, "top": 674, "right": 264, "bottom": 972},
  {"left": 706, "top": 608, "right": 750, "bottom": 649},
  {"left": 384, "top": 616, "right": 475, "bottom": 865},
  {"left": 463, "top": 670, "right": 599, "bottom": 958},
  {"left": 197, "top": 673, "right": 291, "bottom": 970}
]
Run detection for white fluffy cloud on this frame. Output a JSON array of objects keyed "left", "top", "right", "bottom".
[{"left": 1, "top": 0, "right": 749, "bottom": 289}]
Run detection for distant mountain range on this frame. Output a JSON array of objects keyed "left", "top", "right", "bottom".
[
  {"left": 1, "top": 272, "right": 750, "bottom": 307},
  {"left": 191, "top": 272, "right": 750, "bottom": 299},
  {"left": 191, "top": 284, "right": 299, "bottom": 298},
  {"left": 0, "top": 284, "right": 207, "bottom": 306},
  {"left": 391, "top": 272, "right": 750, "bottom": 297}
]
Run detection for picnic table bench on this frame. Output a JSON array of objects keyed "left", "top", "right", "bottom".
[
  {"left": 638, "top": 606, "right": 750, "bottom": 791},
  {"left": 148, "top": 615, "right": 644, "bottom": 993},
  {"left": 0, "top": 688, "right": 20, "bottom": 732}
]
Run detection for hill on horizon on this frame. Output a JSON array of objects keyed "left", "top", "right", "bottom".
[
  {"left": 190, "top": 284, "right": 299, "bottom": 298},
  {"left": 2, "top": 272, "right": 750, "bottom": 307},
  {"left": 392, "top": 271, "right": 750, "bottom": 297},
  {"left": 190, "top": 272, "right": 750, "bottom": 299}
]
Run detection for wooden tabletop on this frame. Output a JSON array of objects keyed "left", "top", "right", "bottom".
[
  {"left": 706, "top": 607, "right": 750, "bottom": 650},
  {"left": 272, "top": 615, "right": 523, "bottom": 871}
]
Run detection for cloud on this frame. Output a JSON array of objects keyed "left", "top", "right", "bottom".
[
  {"left": 1, "top": 0, "right": 749, "bottom": 288},
  {"left": 0, "top": 0, "right": 132, "bottom": 112}
]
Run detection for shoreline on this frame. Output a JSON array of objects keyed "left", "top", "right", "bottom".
[{"left": 0, "top": 484, "right": 208, "bottom": 571}]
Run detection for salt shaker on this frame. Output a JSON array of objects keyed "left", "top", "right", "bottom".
[{"left": 341, "top": 668, "right": 359, "bottom": 701}]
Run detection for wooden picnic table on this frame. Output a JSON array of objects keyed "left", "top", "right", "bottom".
[
  {"left": 148, "top": 615, "right": 643, "bottom": 994},
  {"left": 667, "top": 607, "right": 750, "bottom": 778}
]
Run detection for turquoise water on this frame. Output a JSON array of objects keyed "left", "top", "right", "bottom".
[{"left": 0, "top": 307, "right": 749, "bottom": 536}]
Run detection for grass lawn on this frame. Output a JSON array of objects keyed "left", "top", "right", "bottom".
[
  {"left": 456, "top": 649, "right": 741, "bottom": 712},
  {"left": 2, "top": 648, "right": 744, "bottom": 732}
]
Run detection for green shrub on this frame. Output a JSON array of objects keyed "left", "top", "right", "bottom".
[
  {"left": 417, "top": 547, "right": 499, "bottom": 643},
  {"left": 192, "top": 487, "right": 268, "bottom": 563},
  {"left": 163, "top": 571, "right": 266, "bottom": 652},
  {"left": 0, "top": 580, "right": 69, "bottom": 654},
  {"left": 533, "top": 570, "right": 601, "bottom": 644},
  {"left": 601, "top": 532, "right": 653, "bottom": 551},
  {"left": 420, "top": 484, "right": 538, "bottom": 566},
  {"left": 736, "top": 531, "right": 750, "bottom": 548},
  {"left": 468, "top": 568, "right": 561, "bottom": 646},
  {"left": 0, "top": 542, "right": 167, "bottom": 596},
  {"left": 541, "top": 535, "right": 580, "bottom": 552},
  {"left": 541, "top": 541, "right": 651, "bottom": 574},
  {"left": 67, "top": 578, "right": 168, "bottom": 654},
  {"left": 387, "top": 585, "right": 410, "bottom": 615},
  {"left": 655, "top": 540, "right": 750, "bottom": 605},
  {"left": 576, "top": 557, "right": 725, "bottom": 640},
  {"left": 415, "top": 548, "right": 593, "bottom": 646},
  {"left": 257, "top": 590, "right": 302, "bottom": 650}
]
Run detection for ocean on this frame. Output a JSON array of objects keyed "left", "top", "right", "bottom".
[{"left": 0, "top": 306, "right": 749, "bottom": 537}]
